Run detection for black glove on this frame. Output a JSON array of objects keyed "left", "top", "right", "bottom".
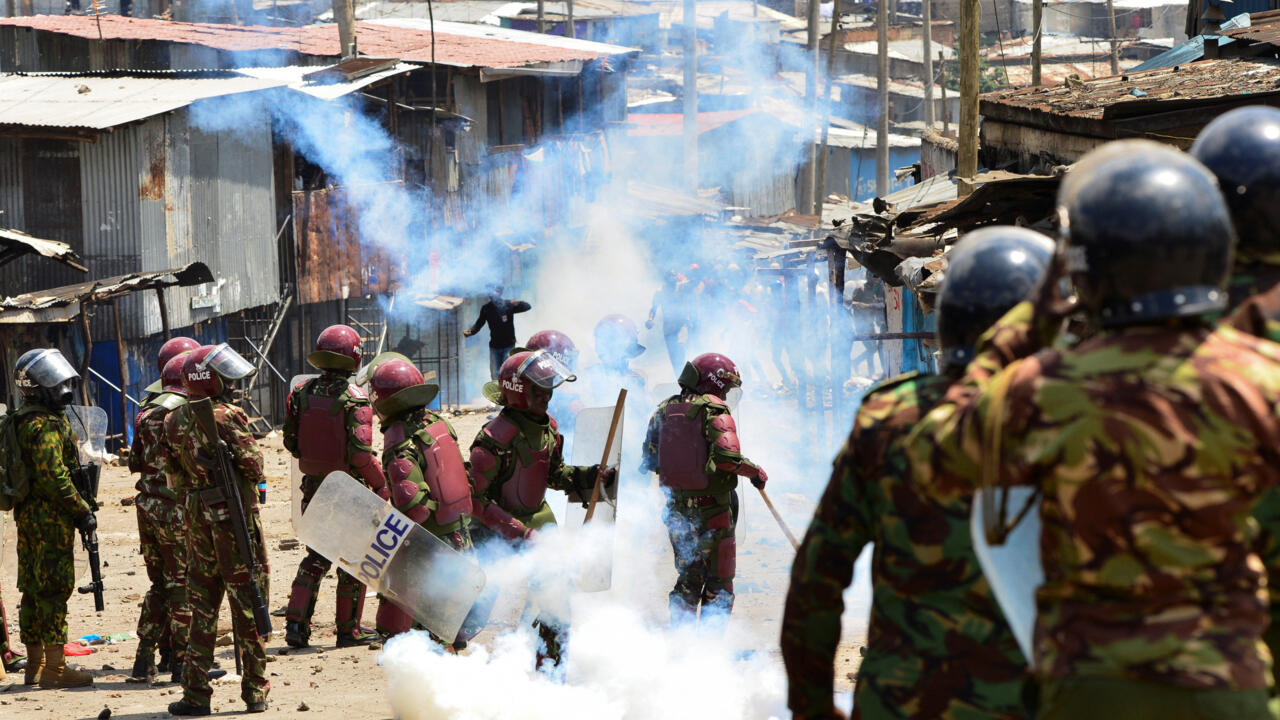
[
  {"left": 750, "top": 467, "right": 768, "bottom": 490},
  {"left": 75, "top": 513, "right": 97, "bottom": 533}
]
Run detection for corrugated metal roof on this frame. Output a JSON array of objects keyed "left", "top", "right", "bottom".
[
  {"left": 626, "top": 109, "right": 760, "bottom": 136},
  {"left": 0, "top": 228, "right": 87, "bottom": 272},
  {"left": 233, "top": 61, "right": 418, "bottom": 100},
  {"left": 0, "top": 73, "right": 283, "bottom": 129},
  {"left": 0, "top": 15, "right": 638, "bottom": 70},
  {"left": 0, "top": 261, "right": 213, "bottom": 323}
]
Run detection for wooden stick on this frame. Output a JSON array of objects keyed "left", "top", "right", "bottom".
[
  {"left": 584, "top": 388, "right": 627, "bottom": 523},
  {"left": 757, "top": 486, "right": 800, "bottom": 550}
]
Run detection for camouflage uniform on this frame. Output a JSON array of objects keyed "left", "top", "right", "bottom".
[
  {"left": 780, "top": 371, "right": 1030, "bottom": 720},
  {"left": 283, "top": 373, "right": 387, "bottom": 642},
  {"left": 128, "top": 392, "right": 190, "bottom": 665},
  {"left": 375, "top": 407, "right": 472, "bottom": 638},
  {"left": 165, "top": 401, "right": 269, "bottom": 710},
  {"left": 640, "top": 392, "right": 761, "bottom": 618},
  {"left": 469, "top": 407, "right": 595, "bottom": 663},
  {"left": 13, "top": 402, "right": 92, "bottom": 646},
  {"left": 1, "top": 590, "right": 21, "bottom": 669},
  {"left": 915, "top": 301, "right": 1280, "bottom": 716}
]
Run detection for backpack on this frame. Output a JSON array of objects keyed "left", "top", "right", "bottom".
[{"left": 0, "top": 406, "right": 32, "bottom": 511}]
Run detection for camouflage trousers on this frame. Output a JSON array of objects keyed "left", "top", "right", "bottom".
[
  {"left": 15, "top": 499, "right": 76, "bottom": 645},
  {"left": 1037, "top": 676, "right": 1269, "bottom": 720},
  {"left": 135, "top": 492, "right": 190, "bottom": 659},
  {"left": 851, "top": 651, "right": 1033, "bottom": 720},
  {"left": 287, "top": 479, "right": 367, "bottom": 639},
  {"left": 663, "top": 490, "right": 737, "bottom": 622},
  {"left": 182, "top": 493, "right": 270, "bottom": 709}
]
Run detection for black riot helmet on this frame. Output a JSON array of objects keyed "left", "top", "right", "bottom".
[
  {"left": 1059, "top": 141, "right": 1235, "bottom": 327},
  {"left": 936, "top": 226, "right": 1054, "bottom": 370},
  {"left": 1190, "top": 105, "right": 1280, "bottom": 267},
  {"left": 14, "top": 348, "right": 79, "bottom": 408}
]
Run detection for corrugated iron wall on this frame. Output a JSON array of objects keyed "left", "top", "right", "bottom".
[{"left": 0, "top": 137, "right": 23, "bottom": 229}]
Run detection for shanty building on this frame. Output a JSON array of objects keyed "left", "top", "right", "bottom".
[{"left": 0, "top": 15, "right": 639, "bottom": 441}]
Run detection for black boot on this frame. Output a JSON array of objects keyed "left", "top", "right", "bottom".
[
  {"left": 246, "top": 700, "right": 268, "bottom": 713},
  {"left": 167, "top": 699, "right": 211, "bottom": 716},
  {"left": 156, "top": 648, "right": 173, "bottom": 674},
  {"left": 284, "top": 621, "right": 309, "bottom": 649},
  {"left": 126, "top": 643, "right": 157, "bottom": 684},
  {"left": 335, "top": 627, "right": 378, "bottom": 649},
  {"left": 169, "top": 660, "right": 183, "bottom": 685}
]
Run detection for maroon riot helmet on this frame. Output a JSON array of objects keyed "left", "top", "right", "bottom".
[
  {"left": 157, "top": 336, "right": 201, "bottom": 375},
  {"left": 593, "top": 314, "right": 645, "bottom": 363},
  {"left": 485, "top": 349, "right": 576, "bottom": 412},
  {"left": 369, "top": 358, "right": 439, "bottom": 420},
  {"left": 678, "top": 352, "right": 742, "bottom": 397},
  {"left": 161, "top": 351, "right": 192, "bottom": 395},
  {"left": 526, "top": 330, "right": 578, "bottom": 371},
  {"left": 308, "top": 324, "right": 362, "bottom": 372},
  {"left": 182, "top": 344, "right": 255, "bottom": 400}
]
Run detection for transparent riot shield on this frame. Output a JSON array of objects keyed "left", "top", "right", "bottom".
[
  {"left": 651, "top": 383, "right": 740, "bottom": 412},
  {"left": 67, "top": 405, "right": 108, "bottom": 588},
  {"left": 0, "top": 511, "right": 15, "bottom": 590},
  {"left": 296, "top": 471, "right": 487, "bottom": 643},
  {"left": 288, "top": 374, "right": 319, "bottom": 533},
  {"left": 562, "top": 405, "right": 623, "bottom": 593},
  {"left": 970, "top": 487, "right": 1043, "bottom": 664}
]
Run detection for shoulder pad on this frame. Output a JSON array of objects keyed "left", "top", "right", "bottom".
[
  {"left": 155, "top": 393, "right": 186, "bottom": 412},
  {"left": 483, "top": 414, "right": 519, "bottom": 446},
  {"left": 548, "top": 415, "right": 559, "bottom": 432},
  {"left": 346, "top": 384, "right": 368, "bottom": 400},
  {"left": 865, "top": 370, "right": 924, "bottom": 397},
  {"left": 697, "top": 394, "right": 731, "bottom": 412},
  {"left": 292, "top": 377, "right": 310, "bottom": 392}
]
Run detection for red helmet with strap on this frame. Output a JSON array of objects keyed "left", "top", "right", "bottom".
[
  {"left": 369, "top": 358, "right": 438, "bottom": 419},
  {"left": 526, "top": 330, "right": 578, "bottom": 370},
  {"left": 161, "top": 351, "right": 192, "bottom": 395},
  {"left": 678, "top": 352, "right": 742, "bottom": 396},
  {"left": 491, "top": 349, "right": 576, "bottom": 410},
  {"left": 308, "top": 324, "right": 362, "bottom": 372},
  {"left": 157, "top": 336, "right": 200, "bottom": 375},
  {"left": 182, "top": 344, "right": 255, "bottom": 400}
]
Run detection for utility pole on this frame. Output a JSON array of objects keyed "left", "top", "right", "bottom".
[
  {"left": 332, "top": 0, "right": 356, "bottom": 58},
  {"left": 801, "top": 0, "right": 822, "bottom": 212},
  {"left": 940, "top": 50, "right": 950, "bottom": 135},
  {"left": 876, "top": 0, "right": 890, "bottom": 197},
  {"left": 958, "top": 0, "right": 978, "bottom": 194},
  {"left": 682, "top": 0, "right": 698, "bottom": 190},
  {"left": 537, "top": 0, "right": 546, "bottom": 33},
  {"left": 922, "top": 0, "right": 935, "bottom": 127},
  {"left": 814, "top": 0, "right": 842, "bottom": 215},
  {"left": 1032, "top": 0, "right": 1043, "bottom": 85},
  {"left": 567, "top": 0, "right": 576, "bottom": 37},
  {"left": 1106, "top": 0, "right": 1120, "bottom": 75}
]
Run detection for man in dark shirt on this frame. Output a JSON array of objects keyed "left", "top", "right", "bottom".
[{"left": 463, "top": 285, "right": 531, "bottom": 380}]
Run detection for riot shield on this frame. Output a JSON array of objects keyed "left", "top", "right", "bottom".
[
  {"left": 0, "top": 511, "right": 14, "bottom": 590},
  {"left": 66, "top": 405, "right": 109, "bottom": 466},
  {"left": 288, "top": 374, "right": 319, "bottom": 533},
  {"left": 970, "top": 487, "right": 1043, "bottom": 664},
  {"left": 296, "top": 471, "right": 487, "bottom": 643},
  {"left": 561, "top": 405, "right": 623, "bottom": 593}
]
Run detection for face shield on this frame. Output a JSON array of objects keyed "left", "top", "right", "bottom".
[
  {"left": 516, "top": 349, "right": 576, "bottom": 390},
  {"left": 198, "top": 343, "right": 256, "bottom": 381},
  {"left": 15, "top": 349, "right": 79, "bottom": 390}
]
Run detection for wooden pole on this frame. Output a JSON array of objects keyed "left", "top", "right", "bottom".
[
  {"left": 682, "top": 0, "right": 698, "bottom": 190},
  {"left": 923, "top": 0, "right": 935, "bottom": 127},
  {"left": 801, "top": 0, "right": 821, "bottom": 212},
  {"left": 584, "top": 389, "right": 627, "bottom": 523},
  {"left": 332, "top": 0, "right": 356, "bottom": 58},
  {"left": 940, "top": 50, "right": 950, "bottom": 135},
  {"left": 537, "top": 0, "right": 546, "bottom": 33},
  {"left": 1106, "top": 0, "right": 1120, "bottom": 75},
  {"left": 958, "top": 0, "right": 979, "bottom": 195},
  {"left": 112, "top": 298, "right": 130, "bottom": 442},
  {"left": 155, "top": 287, "right": 172, "bottom": 340},
  {"left": 813, "top": 0, "right": 842, "bottom": 215},
  {"left": 78, "top": 308, "right": 93, "bottom": 406},
  {"left": 876, "top": 0, "right": 890, "bottom": 197},
  {"left": 567, "top": 0, "right": 576, "bottom": 37},
  {"left": 1031, "top": 0, "right": 1043, "bottom": 85},
  {"left": 757, "top": 487, "right": 800, "bottom": 550}
]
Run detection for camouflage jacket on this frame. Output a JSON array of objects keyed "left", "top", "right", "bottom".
[
  {"left": 640, "top": 392, "right": 760, "bottom": 496},
  {"left": 128, "top": 392, "right": 182, "bottom": 502},
  {"left": 14, "top": 403, "right": 91, "bottom": 521},
  {"left": 283, "top": 372, "right": 386, "bottom": 494},
  {"left": 781, "top": 372, "right": 1028, "bottom": 720},
  {"left": 915, "top": 301, "right": 1280, "bottom": 690},
  {"left": 381, "top": 407, "right": 471, "bottom": 539},
  {"left": 164, "top": 399, "right": 265, "bottom": 508}
]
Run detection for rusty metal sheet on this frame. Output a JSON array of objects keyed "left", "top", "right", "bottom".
[
  {"left": 292, "top": 189, "right": 398, "bottom": 306},
  {"left": 0, "top": 228, "right": 87, "bottom": 272},
  {"left": 0, "top": 261, "right": 213, "bottom": 322}
]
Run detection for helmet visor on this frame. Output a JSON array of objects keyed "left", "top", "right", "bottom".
[
  {"left": 516, "top": 349, "right": 577, "bottom": 389},
  {"left": 18, "top": 349, "right": 79, "bottom": 389},
  {"left": 199, "top": 343, "right": 255, "bottom": 381}
]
